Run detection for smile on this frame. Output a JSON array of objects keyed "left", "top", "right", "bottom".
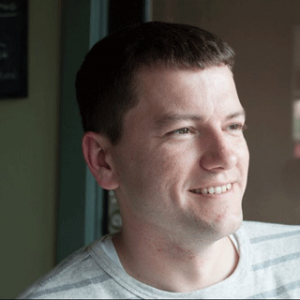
[{"left": 190, "top": 183, "right": 232, "bottom": 195}]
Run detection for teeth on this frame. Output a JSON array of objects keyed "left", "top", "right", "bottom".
[
  {"left": 208, "top": 187, "right": 215, "bottom": 194},
  {"left": 215, "top": 186, "right": 222, "bottom": 194},
  {"left": 191, "top": 183, "right": 232, "bottom": 195}
]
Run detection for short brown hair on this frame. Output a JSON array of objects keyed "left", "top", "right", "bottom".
[{"left": 76, "top": 22, "right": 235, "bottom": 144}]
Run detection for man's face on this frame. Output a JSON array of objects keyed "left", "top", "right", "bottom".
[{"left": 111, "top": 65, "right": 249, "bottom": 242}]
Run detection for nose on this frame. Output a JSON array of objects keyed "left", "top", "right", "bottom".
[{"left": 200, "top": 132, "right": 238, "bottom": 171}]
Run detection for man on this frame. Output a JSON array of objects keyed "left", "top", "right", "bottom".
[{"left": 18, "top": 22, "right": 300, "bottom": 299}]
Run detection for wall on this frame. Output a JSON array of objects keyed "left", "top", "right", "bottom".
[
  {"left": 0, "top": 0, "right": 60, "bottom": 297},
  {"left": 152, "top": 0, "right": 300, "bottom": 225}
]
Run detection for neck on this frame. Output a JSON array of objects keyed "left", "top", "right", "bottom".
[{"left": 113, "top": 224, "right": 239, "bottom": 293}]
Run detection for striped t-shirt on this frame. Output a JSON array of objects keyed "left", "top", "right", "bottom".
[{"left": 17, "top": 221, "right": 300, "bottom": 299}]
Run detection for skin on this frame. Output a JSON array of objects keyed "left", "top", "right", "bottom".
[{"left": 82, "top": 65, "right": 249, "bottom": 292}]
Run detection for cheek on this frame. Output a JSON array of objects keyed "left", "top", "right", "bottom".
[
  {"left": 236, "top": 142, "right": 250, "bottom": 188},
  {"left": 240, "top": 142, "right": 250, "bottom": 171},
  {"left": 117, "top": 138, "right": 200, "bottom": 198},
  {"left": 140, "top": 145, "right": 198, "bottom": 190},
  {"left": 234, "top": 137, "right": 249, "bottom": 164}
]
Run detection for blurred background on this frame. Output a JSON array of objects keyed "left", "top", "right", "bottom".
[{"left": 1, "top": 0, "right": 300, "bottom": 297}]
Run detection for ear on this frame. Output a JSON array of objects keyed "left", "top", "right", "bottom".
[{"left": 82, "top": 132, "right": 119, "bottom": 190}]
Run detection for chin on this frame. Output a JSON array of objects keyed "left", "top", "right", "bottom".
[
  {"left": 193, "top": 209, "right": 243, "bottom": 242},
  {"left": 211, "top": 211, "right": 243, "bottom": 240}
]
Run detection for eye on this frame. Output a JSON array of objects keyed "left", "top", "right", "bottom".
[
  {"left": 228, "top": 123, "right": 247, "bottom": 131},
  {"left": 173, "top": 127, "right": 190, "bottom": 135}
]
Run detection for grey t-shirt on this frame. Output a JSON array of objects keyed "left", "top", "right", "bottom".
[
  {"left": 17, "top": 221, "right": 300, "bottom": 299},
  {"left": 100, "top": 233, "right": 239, "bottom": 270}
]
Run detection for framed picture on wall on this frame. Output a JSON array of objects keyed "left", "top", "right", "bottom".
[{"left": 0, "top": 0, "right": 27, "bottom": 99}]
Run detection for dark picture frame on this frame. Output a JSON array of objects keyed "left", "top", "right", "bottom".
[{"left": 0, "top": 0, "right": 28, "bottom": 99}]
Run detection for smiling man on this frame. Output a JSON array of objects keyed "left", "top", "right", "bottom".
[
  {"left": 100, "top": 64, "right": 248, "bottom": 292},
  {"left": 18, "top": 22, "right": 300, "bottom": 299}
]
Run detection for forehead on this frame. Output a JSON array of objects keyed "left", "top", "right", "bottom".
[{"left": 131, "top": 65, "right": 241, "bottom": 118}]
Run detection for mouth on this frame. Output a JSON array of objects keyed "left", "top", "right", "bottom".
[{"left": 189, "top": 183, "right": 233, "bottom": 195}]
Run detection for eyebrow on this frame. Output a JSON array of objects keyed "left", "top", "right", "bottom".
[
  {"left": 154, "top": 114, "right": 203, "bottom": 129},
  {"left": 226, "top": 109, "right": 246, "bottom": 120},
  {"left": 153, "top": 109, "right": 246, "bottom": 129}
]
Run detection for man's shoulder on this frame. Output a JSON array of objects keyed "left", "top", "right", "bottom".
[
  {"left": 241, "top": 220, "right": 300, "bottom": 248},
  {"left": 16, "top": 246, "right": 101, "bottom": 299},
  {"left": 236, "top": 221, "right": 300, "bottom": 298},
  {"left": 16, "top": 242, "right": 134, "bottom": 299},
  {"left": 242, "top": 220, "right": 300, "bottom": 237}
]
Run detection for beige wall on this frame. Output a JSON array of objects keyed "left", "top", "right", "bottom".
[
  {"left": 0, "top": 0, "right": 60, "bottom": 297},
  {"left": 152, "top": 0, "right": 300, "bottom": 225}
]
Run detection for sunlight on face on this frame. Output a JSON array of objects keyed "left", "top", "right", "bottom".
[{"left": 112, "top": 66, "right": 249, "bottom": 243}]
